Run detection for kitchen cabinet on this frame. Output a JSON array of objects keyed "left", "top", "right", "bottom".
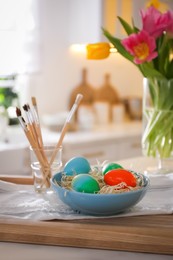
[
  {"left": 0, "top": 121, "right": 142, "bottom": 175},
  {"left": 62, "top": 134, "right": 142, "bottom": 165},
  {"left": 117, "top": 136, "right": 142, "bottom": 161},
  {"left": 55, "top": 121, "right": 143, "bottom": 165}
]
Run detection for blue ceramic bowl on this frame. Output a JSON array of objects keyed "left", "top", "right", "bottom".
[{"left": 51, "top": 172, "right": 149, "bottom": 216}]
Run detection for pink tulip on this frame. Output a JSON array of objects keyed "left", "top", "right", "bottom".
[
  {"left": 141, "top": 6, "right": 172, "bottom": 38},
  {"left": 122, "top": 30, "right": 158, "bottom": 64},
  {"left": 166, "top": 11, "right": 173, "bottom": 35}
]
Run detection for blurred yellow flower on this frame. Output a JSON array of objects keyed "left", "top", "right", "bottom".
[
  {"left": 147, "top": 0, "right": 168, "bottom": 12},
  {"left": 86, "top": 42, "right": 110, "bottom": 60}
]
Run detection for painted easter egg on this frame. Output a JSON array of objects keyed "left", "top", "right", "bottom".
[
  {"left": 102, "top": 162, "right": 123, "bottom": 175},
  {"left": 104, "top": 169, "right": 137, "bottom": 187},
  {"left": 71, "top": 174, "right": 100, "bottom": 193},
  {"left": 64, "top": 156, "right": 91, "bottom": 176}
]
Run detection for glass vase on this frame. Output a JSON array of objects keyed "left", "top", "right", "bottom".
[
  {"left": 30, "top": 144, "right": 62, "bottom": 193},
  {"left": 142, "top": 77, "right": 173, "bottom": 175}
]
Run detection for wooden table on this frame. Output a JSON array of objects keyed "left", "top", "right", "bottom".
[{"left": 0, "top": 176, "right": 173, "bottom": 255}]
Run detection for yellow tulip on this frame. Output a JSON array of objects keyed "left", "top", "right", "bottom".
[
  {"left": 147, "top": 0, "right": 160, "bottom": 9},
  {"left": 86, "top": 42, "right": 110, "bottom": 59},
  {"left": 146, "top": 0, "right": 168, "bottom": 12}
]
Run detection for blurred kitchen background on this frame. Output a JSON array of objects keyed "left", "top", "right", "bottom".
[{"left": 0, "top": 0, "right": 172, "bottom": 175}]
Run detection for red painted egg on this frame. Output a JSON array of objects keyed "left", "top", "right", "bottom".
[{"left": 104, "top": 169, "right": 137, "bottom": 187}]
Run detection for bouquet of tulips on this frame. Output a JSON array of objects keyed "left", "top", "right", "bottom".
[{"left": 87, "top": 5, "right": 173, "bottom": 159}]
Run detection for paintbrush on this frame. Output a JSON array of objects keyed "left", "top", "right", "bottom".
[
  {"left": 26, "top": 103, "right": 51, "bottom": 183},
  {"left": 49, "top": 93, "right": 83, "bottom": 165},
  {"left": 31, "top": 97, "right": 44, "bottom": 147},
  {"left": 22, "top": 104, "right": 38, "bottom": 142},
  {"left": 16, "top": 107, "right": 27, "bottom": 131},
  {"left": 16, "top": 107, "right": 51, "bottom": 187},
  {"left": 29, "top": 98, "right": 51, "bottom": 183}
]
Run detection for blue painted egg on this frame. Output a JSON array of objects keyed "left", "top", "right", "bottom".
[
  {"left": 71, "top": 174, "right": 100, "bottom": 193},
  {"left": 64, "top": 156, "right": 91, "bottom": 176}
]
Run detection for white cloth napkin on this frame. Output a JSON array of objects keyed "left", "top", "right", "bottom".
[{"left": 0, "top": 175, "right": 173, "bottom": 220}]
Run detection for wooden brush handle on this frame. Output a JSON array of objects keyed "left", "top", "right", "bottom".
[{"left": 49, "top": 123, "right": 69, "bottom": 165}]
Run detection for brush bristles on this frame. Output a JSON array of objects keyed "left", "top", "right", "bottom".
[
  {"left": 23, "top": 104, "right": 28, "bottom": 111},
  {"left": 22, "top": 117, "right": 26, "bottom": 124},
  {"left": 16, "top": 107, "right": 22, "bottom": 117}
]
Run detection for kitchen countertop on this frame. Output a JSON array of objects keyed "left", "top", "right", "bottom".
[
  {"left": 0, "top": 121, "right": 142, "bottom": 147},
  {"left": 42, "top": 120, "right": 142, "bottom": 144}
]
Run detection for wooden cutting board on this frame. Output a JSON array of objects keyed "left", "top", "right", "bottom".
[
  {"left": 0, "top": 176, "right": 173, "bottom": 255},
  {"left": 68, "top": 68, "right": 95, "bottom": 108},
  {"left": 68, "top": 68, "right": 95, "bottom": 122},
  {"left": 94, "top": 73, "right": 120, "bottom": 104}
]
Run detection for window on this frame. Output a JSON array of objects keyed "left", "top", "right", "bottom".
[{"left": 0, "top": 0, "right": 40, "bottom": 74}]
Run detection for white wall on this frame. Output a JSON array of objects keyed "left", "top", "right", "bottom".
[{"left": 20, "top": 0, "right": 143, "bottom": 117}]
